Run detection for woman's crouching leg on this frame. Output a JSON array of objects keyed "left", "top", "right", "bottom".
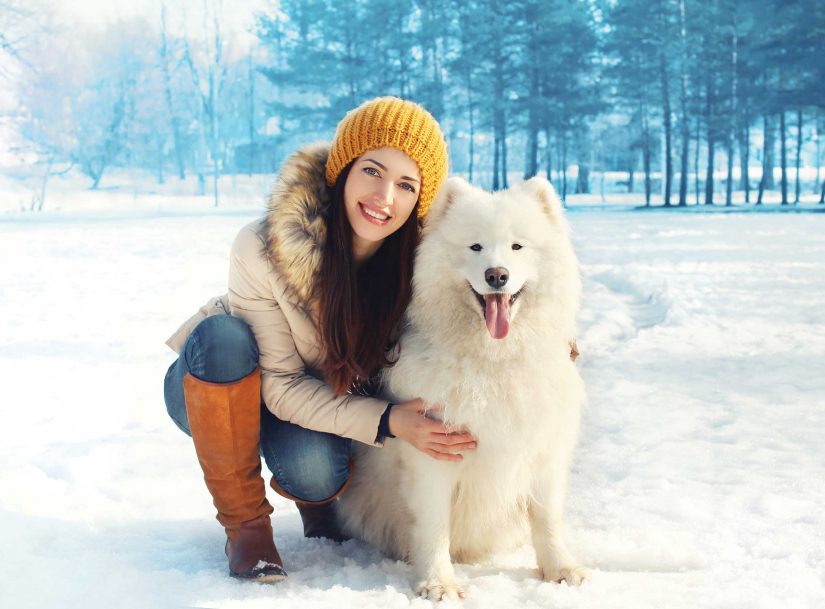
[
  {"left": 163, "top": 314, "right": 260, "bottom": 435},
  {"left": 261, "top": 412, "right": 353, "bottom": 541}
]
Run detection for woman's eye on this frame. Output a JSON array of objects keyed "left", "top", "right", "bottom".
[
  {"left": 512, "top": 244, "right": 522, "bottom": 250},
  {"left": 364, "top": 166, "right": 380, "bottom": 176},
  {"left": 470, "top": 243, "right": 482, "bottom": 252},
  {"left": 400, "top": 182, "right": 416, "bottom": 193}
]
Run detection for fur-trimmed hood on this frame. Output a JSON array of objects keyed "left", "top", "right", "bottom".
[{"left": 262, "top": 142, "right": 332, "bottom": 306}]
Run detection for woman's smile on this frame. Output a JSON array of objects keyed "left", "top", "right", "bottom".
[{"left": 359, "top": 202, "right": 392, "bottom": 225}]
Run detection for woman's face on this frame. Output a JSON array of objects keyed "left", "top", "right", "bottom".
[{"left": 343, "top": 147, "right": 421, "bottom": 259}]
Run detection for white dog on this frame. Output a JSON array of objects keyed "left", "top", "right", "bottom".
[{"left": 336, "top": 176, "right": 588, "bottom": 600}]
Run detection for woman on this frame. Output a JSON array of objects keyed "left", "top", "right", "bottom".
[{"left": 162, "top": 97, "right": 477, "bottom": 582}]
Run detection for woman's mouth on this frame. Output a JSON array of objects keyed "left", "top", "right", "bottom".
[{"left": 359, "top": 203, "right": 391, "bottom": 226}]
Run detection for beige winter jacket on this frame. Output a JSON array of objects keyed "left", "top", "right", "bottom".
[{"left": 165, "top": 143, "right": 390, "bottom": 447}]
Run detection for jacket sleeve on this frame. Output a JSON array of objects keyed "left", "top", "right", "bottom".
[{"left": 227, "top": 224, "right": 388, "bottom": 447}]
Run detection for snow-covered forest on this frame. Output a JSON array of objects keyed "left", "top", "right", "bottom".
[{"left": 1, "top": 0, "right": 823, "bottom": 210}]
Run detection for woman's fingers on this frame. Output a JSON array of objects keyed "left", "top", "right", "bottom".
[
  {"left": 427, "top": 441, "right": 476, "bottom": 455},
  {"left": 436, "top": 432, "right": 476, "bottom": 445},
  {"left": 425, "top": 449, "right": 463, "bottom": 462},
  {"left": 421, "top": 422, "right": 476, "bottom": 443}
]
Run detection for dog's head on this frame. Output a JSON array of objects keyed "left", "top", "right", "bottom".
[{"left": 413, "top": 176, "right": 580, "bottom": 342}]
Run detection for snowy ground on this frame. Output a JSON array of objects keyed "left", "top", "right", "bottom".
[{"left": 1, "top": 202, "right": 824, "bottom": 609}]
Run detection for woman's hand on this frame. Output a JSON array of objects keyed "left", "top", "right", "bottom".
[{"left": 389, "top": 398, "right": 477, "bottom": 462}]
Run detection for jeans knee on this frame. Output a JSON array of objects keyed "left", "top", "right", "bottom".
[
  {"left": 261, "top": 419, "right": 352, "bottom": 503},
  {"left": 279, "top": 454, "right": 350, "bottom": 503},
  {"left": 183, "top": 314, "right": 259, "bottom": 383}
]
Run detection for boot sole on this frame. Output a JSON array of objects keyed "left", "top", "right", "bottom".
[
  {"left": 252, "top": 573, "right": 288, "bottom": 584},
  {"left": 230, "top": 565, "right": 288, "bottom": 583}
]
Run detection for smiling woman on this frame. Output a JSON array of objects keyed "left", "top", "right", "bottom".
[
  {"left": 343, "top": 148, "right": 421, "bottom": 264},
  {"left": 161, "top": 97, "right": 466, "bottom": 583}
]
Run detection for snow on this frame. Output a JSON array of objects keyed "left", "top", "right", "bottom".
[{"left": 1, "top": 198, "right": 824, "bottom": 608}]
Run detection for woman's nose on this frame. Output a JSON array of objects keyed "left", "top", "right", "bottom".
[{"left": 373, "top": 179, "right": 394, "bottom": 206}]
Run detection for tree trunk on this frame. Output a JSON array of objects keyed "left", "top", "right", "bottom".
[
  {"left": 704, "top": 78, "right": 715, "bottom": 205},
  {"left": 544, "top": 129, "right": 553, "bottom": 184},
  {"left": 739, "top": 124, "right": 750, "bottom": 202},
  {"left": 795, "top": 109, "right": 802, "bottom": 203},
  {"left": 91, "top": 168, "right": 103, "bottom": 190},
  {"left": 705, "top": 136, "right": 715, "bottom": 205},
  {"left": 161, "top": 5, "right": 186, "bottom": 181},
  {"left": 780, "top": 110, "right": 788, "bottom": 205},
  {"left": 561, "top": 135, "right": 568, "bottom": 201},
  {"left": 500, "top": 113, "right": 509, "bottom": 190},
  {"left": 677, "top": 0, "right": 689, "bottom": 206},
  {"left": 524, "top": 62, "right": 540, "bottom": 179},
  {"left": 525, "top": 126, "right": 539, "bottom": 179},
  {"left": 816, "top": 117, "right": 821, "bottom": 200},
  {"left": 642, "top": 104, "right": 652, "bottom": 205},
  {"left": 725, "top": 133, "right": 734, "bottom": 206},
  {"left": 467, "top": 96, "right": 475, "bottom": 184},
  {"left": 576, "top": 158, "right": 590, "bottom": 194},
  {"left": 757, "top": 113, "right": 769, "bottom": 204},
  {"left": 556, "top": 137, "right": 563, "bottom": 195},
  {"left": 764, "top": 114, "right": 775, "bottom": 189},
  {"left": 660, "top": 50, "right": 673, "bottom": 206},
  {"left": 31, "top": 156, "right": 53, "bottom": 212},
  {"left": 462, "top": 53, "right": 475, "bottom": 183},
  {"left": 726, "top": 21, "right": 737, "bottom": 207},
  {"left": 492, "top": 131, "right": 500, "bottom": 191},
  {"left": 694, "top": 115, "right": 701, "bottom": 203},
  {"left": 628, "top": 166, "right": 634, "bottom": 193}
]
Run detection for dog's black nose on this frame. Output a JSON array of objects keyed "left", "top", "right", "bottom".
[{"left": 485, "top": 267, "right": 509, "bottom": 288}]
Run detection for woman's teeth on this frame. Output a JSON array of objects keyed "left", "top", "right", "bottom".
[{"left": 362, "top": 205, "right": 389, "bottom": 221}]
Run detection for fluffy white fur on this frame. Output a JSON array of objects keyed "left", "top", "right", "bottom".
[{"left": 336, "top": 176, "right": 588, "bottom": 600}]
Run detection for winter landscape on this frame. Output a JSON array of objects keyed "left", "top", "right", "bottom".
[
  {"left": 2, "top": 1, "right": 824, "bottom": 608},
  {"left": 1, "top": 187, "right": 824, "bottom": 609}
]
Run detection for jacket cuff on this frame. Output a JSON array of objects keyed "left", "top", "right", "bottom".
[{"left": 375, "top": 403, "right": 395, "bottom": 443}]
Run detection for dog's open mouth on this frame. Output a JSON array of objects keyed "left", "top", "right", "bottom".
[{"left": 470, "top": 285, "right": 523, "bottom": 340}]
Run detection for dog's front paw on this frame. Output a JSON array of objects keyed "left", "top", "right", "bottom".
[
  {"left": 415, "top": 579, "right": 466, "bottom": 601},
  {"left": 541, "top": 564, "right": 589, "bottom": 586}
]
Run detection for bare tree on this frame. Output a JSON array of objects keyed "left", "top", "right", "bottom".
[
  {"left": 183, "top": 0, "right": 227, "bottom": 207},
  {"left": 160, "top": 4, "right": 188, "bottom": 181}
]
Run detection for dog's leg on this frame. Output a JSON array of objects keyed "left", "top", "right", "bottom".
[
  {"left": 402, "top": 457, "right": 464, "bottom": 601},
  {"left": 528, "top": 453, "right": 588, "bottom": 586}
]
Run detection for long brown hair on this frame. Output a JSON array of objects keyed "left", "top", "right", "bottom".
[{"left": 317, "top": 161, "right": 420, "bottom": 395}]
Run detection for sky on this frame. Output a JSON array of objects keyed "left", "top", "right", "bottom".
[{"left": 45, "top": 0, "right": 274, "bottom": 51}]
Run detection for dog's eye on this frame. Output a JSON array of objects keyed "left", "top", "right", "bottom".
[
  {"left": 512, "top": 244, "right": 523, "bottom": 251},
  {"left": 469, "top": 243, "right": 482, "bottom": 252}
]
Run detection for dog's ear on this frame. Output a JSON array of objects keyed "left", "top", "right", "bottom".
[
  {"left": 423, "top": 176, "right": 470, "bottom": 228},
  {"left": 520, "top": 176, "right": 564, "bottom": 222}
]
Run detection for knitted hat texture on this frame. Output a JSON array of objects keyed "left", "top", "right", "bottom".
[{"left": 325, "top": 97, "right": 448, "bottom": 219}]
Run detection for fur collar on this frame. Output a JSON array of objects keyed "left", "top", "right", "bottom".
[{"left": 262, "top": 142, "right": 332, "bottom": 306}]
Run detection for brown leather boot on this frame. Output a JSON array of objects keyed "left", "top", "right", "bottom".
[
  {"left": 184, "top": 369, "right": 287, "bottom": 582},
  {"left": 269, "top": 460, "right": 354, "bottom": 543},
  {"left": 295, "top": 501, "right": 350, "bottom": 543}
]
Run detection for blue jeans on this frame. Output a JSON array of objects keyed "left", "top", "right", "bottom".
[{"left": 163, "top": 314, "right": 352, "bottom": 503}]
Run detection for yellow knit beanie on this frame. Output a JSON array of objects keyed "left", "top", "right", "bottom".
[{"left": 325, "top": 97, "right": 448, "bottom": 219}]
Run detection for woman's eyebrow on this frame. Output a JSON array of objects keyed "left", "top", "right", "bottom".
[{"left": 362, "top": 158, "right": 421, "bottom": 183}]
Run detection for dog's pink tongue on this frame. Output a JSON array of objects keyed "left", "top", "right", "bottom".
[{"left": 484, "top": 293, "right": 510, "bottom": 339}]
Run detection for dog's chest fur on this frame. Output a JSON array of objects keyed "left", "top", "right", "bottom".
[{"left": 370, "top": 329, "right": 582, "bottom": 561}]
